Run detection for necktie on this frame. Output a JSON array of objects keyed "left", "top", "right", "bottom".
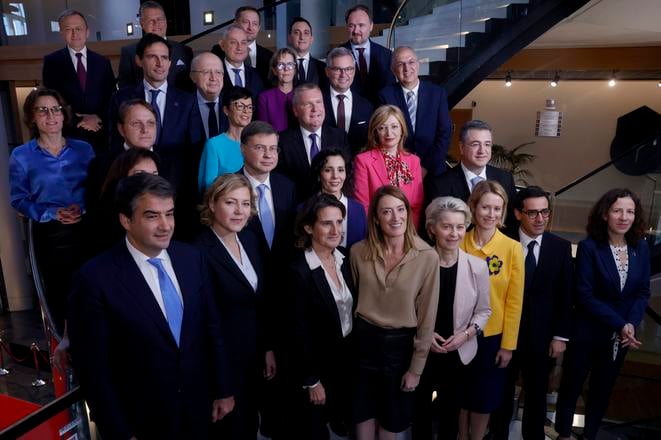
[
  {"left": 297, "top": 58, "right": 306, "bottom": 82},
  {"left": 232, "top": 68, "right": 243, "bottom": 87},
  {"left": 406, "top": 90, "right": 417, "bottom": 132},
  {"left": 206, "top": 102, "right": 219, "bottom": 138},
  {"left": 75, "top": 52, "right": 87, "bottom": 91},
  {"left": 257, "top": 184, "right": 275, "bottom": 248},
  {"left": 336, "top": 94, "right": 346, "bottom": 132},
  {"left": 147, "top": 258, "right": 183, "bottom": 346},
  {"left": 470, "top": 175, "right": 484, "bottom": 191},
  {"left": 149, "top": 89, "right": 162, "bottom": 141},
  {"left": 309, "top": 133, "right": 319, "bottom": 161},
  {"left": 356, "top": 47, "right": 368, "bottom": 82},
  {"left": 524, "top": 241, "right": 537, "bottom": 291}
]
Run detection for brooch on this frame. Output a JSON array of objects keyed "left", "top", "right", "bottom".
[{"left": 486, "top": 255, "right": 503, "bottom": 275}]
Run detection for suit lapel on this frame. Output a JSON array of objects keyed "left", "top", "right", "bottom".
[
  {"left": 453, "top": 166, "right": 471, "bottom": 200},
  {"left": 323, "top": 89, "right": 337, "bottom": 126},
  {"left": 60, "top": 48, "right": 83, "bottom": 94},
  {"left": 369, "top": 150, "right": 390, "bottom": 186},
  {"left": 597, "top": 242, "right": 622, "bottom": 293},
  {"left": 310, "top": 267, "right": 344, "bottom": 337},
  {"left": 163, "top": 88, "right": 180, "bottom": 127},
  {"left": 453, "top": 251, "right": 469, "bottom": 331},
  {"left": 208, "top": 233, "right": 255, "bottom": 292},
  {"left": 292, "top": 129, "right": 310, "bottom": 170}
]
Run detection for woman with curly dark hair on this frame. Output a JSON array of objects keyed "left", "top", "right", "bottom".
[{"left": 555, "top": 189, "right": 650, "bottom": 440}]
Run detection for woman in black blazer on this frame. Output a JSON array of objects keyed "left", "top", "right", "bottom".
[
  {"left": 195, "top": 173, "right": 275, "bottom": 440},
  {"left": 288, "top": 193, "right": 355, "bottom": 439},
  {"left": 555, "top": 188, "right": 650, "bottom": 440}
]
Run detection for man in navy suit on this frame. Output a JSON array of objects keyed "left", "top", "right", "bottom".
[
  {"left": 341, "top": 4, "right": 396, "bottom": 105},
  {"left": 117, "top": 1, "right": 194, "bottom": 92},
  {"left": 68, "top": 174, "right": 234, "bottom": 440},
  {"left": 217, "top": 24, "right": 265, "bottom": 96},
  {"left": 190, "top": 52, "right": 228, "bottom": 140},
  {"left": 42, "top": 9, "right": 115, "bottom": 153},
  {"left": 277, "top": 84, "right": 350, "bottom": 202},
  {"left": 288, "top": 17, "right": 326, "bottom": 87},
  {"left": 322, "top": 47, "right": 373, "bottom": 154},
  {"left": 489, "top": 186, "right": 573, "bottom": 440},
  {"left": 379, "top": 46, "right": 452, "bottom": 177}
]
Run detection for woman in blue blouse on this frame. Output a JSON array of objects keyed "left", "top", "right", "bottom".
[
  {"left": 555, "top": 189, "right": 650, "bottom": 440},
  {"left": 9, "top": 87, "right": 94, "bottom": 333}
]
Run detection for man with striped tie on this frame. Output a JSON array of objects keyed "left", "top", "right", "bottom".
[{"left": 68, "top": 174, "right": 234, "bottom": 440}]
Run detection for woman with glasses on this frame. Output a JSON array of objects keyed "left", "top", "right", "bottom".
[
  {"left": 198, "top": 86, "right": 254, "bottom": 192},
  {"left": 9, "top": 87, "right": 95, "bottom": 334},
  {"left": 256, "top": 48, "right": 297, "bottom": 132}
]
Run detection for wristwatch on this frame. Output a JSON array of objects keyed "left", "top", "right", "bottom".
[{"left": 472, "top": 323, "right": 482, "bottom": 336}]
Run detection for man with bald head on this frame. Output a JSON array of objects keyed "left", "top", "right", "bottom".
[
  {"left": 217, "top": 24, "right": 264, "bottom": 95},
  {"left": 190, "top": 52, "right": 227, "bottom": 139},
  {"left": 379, "top": 46, "right": 451, "bottom": 178}
]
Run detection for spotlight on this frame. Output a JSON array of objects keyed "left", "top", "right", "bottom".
[
  {"left": 203, "top": 10, "right": 214, "bottom": 26},
  {"left": 608, "top": 71, "right": 616, "bottom": 87},
  {"left": 126, "top": 23, "right": 133, "bottom": 36},
  {"left": 551, "top": 72, "right": 560, "bottom": 87},
  {"left": 505, "top": 72, "right": 512, "bottom": 87}
]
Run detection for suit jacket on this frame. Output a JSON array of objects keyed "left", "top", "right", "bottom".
[
  {"left": 289, "top": 249, "right": 355, "bottom": 387},
  {"left": 322, "top": 87, "right": 373, "bottom": 154},
  {"left": 221, "top": 63, "right": 265, "bottom": 98},
  {"left": 276, "top": 125, "right": 350, "bottom": 202},
  {"left": 42, "top": 47, "right": 116, "bottom": 152},
  {"left": 341, "top": 39, "right": 396, "bottom": 105},
  {"left": 353, "top": 149, "right": 424, "bottom": 228},
  {"left": 346, "top": 197, "right": 368, "bottom": 248},
  {"left": 378, "top": 81, "right": 452, "bottom": 176},
  {"left": 212, "top": 43, "right": 273, "bottom": 88},
  {"left": 118, "top": 40, "right": 194, "bottom": 92},
  {"left": 452, "top": 249, "right": 492, "bottom": 364},
  {"left": 194, "top": 94, "right": 229, "bottom": 140},
  {"left": 517, "top": 232, "right": 573, "bottom": 353},
  {"left": 68, "top": 241, "right": 232, "bottom": 440},
  {"left": 294, "top": 56, "right": 326, "bottom": 87},
  {"left": 573, "top": 237, "right": 650, "bottom": 342}
]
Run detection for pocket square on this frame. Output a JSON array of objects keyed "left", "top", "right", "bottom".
[
  {"left": 357, "top": 121, "right": 367, "bottom": 125},
  {"left": 176, "top": 59, "right": 186, "bottom": 66}
]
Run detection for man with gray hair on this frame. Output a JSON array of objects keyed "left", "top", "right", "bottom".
[
  {"left": 190, "top": 52, "right": 227, "bottom": 139},
  {"left": 322, "top": 46, "right": 373, "bottom": 154},
  {"left": 217, "top": 24, "right": 264, "bottom": 95}
]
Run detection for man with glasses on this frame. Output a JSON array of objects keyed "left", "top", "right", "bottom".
[
  {"left": 379, "top": 46, "right": 452, "bottom": 178},
  {"left": 190, "top": 52, "right": 228, "bottom": 140},
  {"left": 288, "top": 17, "right": 326, "bottom": 86},
  {"left": 322, "top": 47, "right": 373, "bottom": 155},
  {"left": 489, "top": 186, "right": 573, "bottom": 440},
  {"left": 218, "top": 24, "right": 265, "bottom": 95}
]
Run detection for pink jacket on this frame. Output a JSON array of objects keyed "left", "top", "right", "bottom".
[{"left": 353, "top": 149, "right": 424, "bottom": 228}]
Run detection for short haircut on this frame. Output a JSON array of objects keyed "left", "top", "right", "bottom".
[
  {"left": 586, "top": 188, "right": 646, "bottom": 245},
  {"left": 139, "top": 1, "right": 164, "bottom": 17},
  {"left": 136, "top": 33, "right": 171, "bottom": 59},
  {"left": 101, "top": 148, "right": 161, "bottom": 198},
  {"left": 294, "top": 193, "right": 346, "bottom": 249},
  {"left": 240, "top": 120, "right": 277, "bottom": 145},
  {"left": 200, "top": 173, "right": 256, "bottom": 226},
  {"left": 363, "top": 185, "right": 417, "bottom": 261},
  {"left": 57, "top": 9, "right": 87, "bottom": 27},
  {"left": 288, "top": 16, "right": 312, "bottom": 34},
  {"left": 460, "top": 120, "right": 492, "bottom": 144},
  {"left": 310, "top": 148, "right": 354, "bottom": 196},
  {"left": 425, "top": 196, "right": 472, "bottom": 238},
  {"left": 366, "top": 105, "right": 408, "bottom": 152},
  {"left": 23, "top": 87, "right": 72, "bottom": 138},
  {"left": 117, "top": 98, "right": 157, "bottom": 125},
  {"left": 467, "top": 180, "right": 509, "bottom": 227},
  {"left": 345, "top": 4, "right": 371, "bottom": 23},
  {"left": 292, "top": 83, "right": 321, "bottom": 106},
  {"left": 235, "top": 6, "right": 260, "bottom": 22},
  {"left": 512, "top": 185, "right": 550, "bottom": 212},
  {"left": 191, "top": 51, "right": 223, "bottom": 72},
  {"left": 115, "top": 173, "right": 174, "bottom": 219},
  {"left": 222, "top": 86, "right": 252, "bottom": 108},
  {"left": 326, "top": 46, "right": 353, "bottom": 65},
  {"left": 220, "top": 23, "right": 246, "bottom": 40},
  {"left": 268, "top": 47, "right": 297, "bottom": 85},
  {"left": 391, "top": 46, "right": 417, "bottom": 68}
]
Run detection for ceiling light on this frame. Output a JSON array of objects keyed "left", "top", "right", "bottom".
[
  {"left": 203, "top": 10, "right": 214, "bottom": 26},
  {"left": 126, "top": 23, "right": 133, "bottom": 36},
  {"left": 505, "top": 72, "right": 512, "bottom": 87},
  {"left": 551, "top": 72, "right": 560, "bottom": 87}
]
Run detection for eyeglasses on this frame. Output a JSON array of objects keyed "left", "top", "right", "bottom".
[
  {"left": 394, "top": 60, "right": 418, "bottom": 69},
  {"left": 276, "top": 62, "right": 296, "bottom": 71},
  {"left": 248, "top": 144, "right": 280, "bottom": 154},
  {"left": 521, "top": 209, "right": 551, "bottom": 219},
  {"left": 191, "top": 69, "right": 223, "bottom": 77},
  {"left": 34, "top": 106, "right": 63, "bottom": 117},
  {"left": 233, "top": 103, "right": 254, "bottom": 112},
  {"left": 328, "top": 66, "right": 355, "bottom": 75}
]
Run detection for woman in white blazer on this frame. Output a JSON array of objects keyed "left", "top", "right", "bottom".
[{"left": 412, "top": 196, "right": 491, "bottom": 440}]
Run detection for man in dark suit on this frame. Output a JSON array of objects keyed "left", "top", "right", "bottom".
[
  {"left": 277, "top": 84, "right": 350, "bottom": 202},
  {"left": 288, "top": 17, "right": 326, "bottom": 87},
  {"left": 190, "top": 52, "right": 228, "bottom": 140},
  {"left": 117, "top": 1, "right": 194, "bottom": 92},
  {"left": 322, "top": 47, "right": 373, "bottom": 155},
  {"left": 216, "top": 24, "right": 265, "bottom": 96},
  {"left": 427, "top": 120, "right": 519, "bottom": 237},
  {"left": 379, "top": 46, "right": 452, "bottom": 177},
  {"left": 211, "top": 6, "right": 273, "bottom": 86},
  {"left": 341, "top": 4, "right": 396, "bottom": 105},
  {"left": 42, "top": 9, "right": 115, "bottom": 153},
  {"left": 489, "top": 186, "right": 573, "bottom": 440},
  {"left": 68, "top": 174, "right": 234, "bottom": 440}
]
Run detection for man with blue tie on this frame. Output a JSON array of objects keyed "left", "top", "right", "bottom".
[
  {"left": 218, "top": 24, "right": 265, "bottom": 95},
  {"left": 68, "top": 174, "right": 234, "bottom": 440},
  {"left": 379, "top": 46, "right": 452, "bottom": 178}
]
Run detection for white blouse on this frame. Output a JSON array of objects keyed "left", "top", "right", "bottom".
[{"left": 215, "top": 231, "right": 259, "bottom": 292}]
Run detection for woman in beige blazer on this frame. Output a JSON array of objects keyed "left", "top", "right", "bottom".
[{"left": 412, "top": 196, "right": 491, "bottom": 440}]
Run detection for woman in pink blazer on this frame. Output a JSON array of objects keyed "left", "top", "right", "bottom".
[{"left": 353, "top": 105, "right": 424, "bottom": 228}]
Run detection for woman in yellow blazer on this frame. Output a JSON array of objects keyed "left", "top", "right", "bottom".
[{"left": 460, "top": 180, "right": 524, "bottom": 440}]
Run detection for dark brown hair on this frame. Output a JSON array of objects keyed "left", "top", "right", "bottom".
[
  {"left": 294, "top": 193, "right": 346, "bottom": 249},
  {"left": 586, "top": 188, "right": 646, "bottom": 245},
  {"left": 101, "top": 148, "right": 161, "bottom": 198},
  {"left": 23, "top": 87, "right": 72, "bottom": 138}
]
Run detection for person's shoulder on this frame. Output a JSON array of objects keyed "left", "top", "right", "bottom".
[
  {"left": 370, "top": 39, "right": 390, "bottom": 54},
  {"left": 169, "top": 240, "right": 203, "bottom": 261},
  {"left": 543, "top": 231, "right": 572, "bottom": 249},
  {"left": 270, "top": 170, "right": 295, "bottom": 188},
  {"left": 413, "top": 236, "right": 435, "bottom": 256},
  {"left": 43, "top": 47, "right": 67, "bottom": 62},
  {"left": 67, "top": 138, "right": 95, "bottom": 153}
]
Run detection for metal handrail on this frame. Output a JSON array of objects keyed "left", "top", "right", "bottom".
[{"left": 386, "top": 0, "right": 409, "bottom": 49}]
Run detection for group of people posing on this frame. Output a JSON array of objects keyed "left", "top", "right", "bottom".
[{"left": 7, "top": 2, "right": 651, "bottom": 440}]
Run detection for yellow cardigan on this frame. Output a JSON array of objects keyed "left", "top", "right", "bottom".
[{"left": 461, "top": 229, "right": 524, "bottom": 350}]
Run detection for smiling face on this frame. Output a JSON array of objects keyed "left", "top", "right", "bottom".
[
  {"left": 326, "top": 54, "right": 355, "bottom": 93},
  {"left": 515, "top": 196, "right": 549, "bottom": 238},
  {"left": 274, "top": 52, "right": 296, "bottom": 85},
  {"left": 241, "top": 133, "right": 279, "bottom": 176},
  {"left": 305, "top": 206, "right": 344, "bottom": 252},
  {"left": 346, "top": 9, "right": 373, "bottom": 46},
  {"left": 376, "top": 194, "right": 408, "bottom": 238},
  {"left": 473, "top": 192, "right": 504, "bottom": 232},
  {"left": 319, "top": 155, "right": 347, "bottom": 197},
  {"left": 137, "top": 42, "right": 171, "bottom": 87},
  {"left": 429, "top": 211, "right": 467, "bottom": 252},
  {"left": 237, "top": 9, "right": 260, "bottom": 43},
  {"left": 210, "top": 186, "right": 252, "bottom": 235},
  {"left": 224, "top": 97, "right": 253, "bottom": 128},
  {"left": 33, "top": 96, "right": 64, "bottom": 136},
  {"left": 60, "top": 13, "right": 89, "bottom": 51},
  {"left": 190, "top": 53, "right": 223, "bottom": 101},
  {"left": 392, "top": 47, "right": 419, "bottom": 89},
  {"left": 459, "top": 128, "right": 492, "bottom": 173},
  {"left": 118, "top": 104, "right": 157, "bottom": 149},
  {"left": 140, "top": 7, "right": 167, "bottom": 37},
  {"left": 120, "top": 194, "right": 174, "bottom": 257},
  {"left": 221, "top": 27, "right": 249, "bottom": 66},
  {"left": 293, "top": 87, "right": 325, "bottom": 131},
  {"left": 376, "top": 115, "right": 403, "bottom": 152},
  {"left": 606, "top": 196, "right": 636, "bottom": 240},
  {"left": 288, "top": 20, "right": 313, "bottom": 55}
]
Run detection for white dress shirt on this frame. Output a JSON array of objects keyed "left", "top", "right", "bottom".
[
  {"left": 67, "top": 45, "right": 87, "bottom": 71},
  {"left": 461, "top": 163, "right": 487, "bottom": 193},
  {"left": 213, "top": 229, "right": 258, "bottom": 292},
  {"left": 125, "top": 237, "right": 183, "bottom": 318},
  {"left": 330, "top": 88, "right": 353, "bottom": 133},
  {"left": 296, "top": 52, "right": 310, "bottom": 78},
  {"left": 300, "top": 126, "right": 322, "bottom": 164},
  {"left": 196, "top": 90, "right": 220, "bottom": 139},
  {"left": 400, "top": 81, "right": 420, "bottom": 125},
  {"left": 248, "top": 40, "right": 257, "bottom": 67},
  {"left": 243, "top": 169, "right": 275, "bottom": 226},
  {"left": 224, "top": 59, "right": 246, "bottom": 87},
  {"left": 143, "top": 79, "right": 168, "bottom": 123}
]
